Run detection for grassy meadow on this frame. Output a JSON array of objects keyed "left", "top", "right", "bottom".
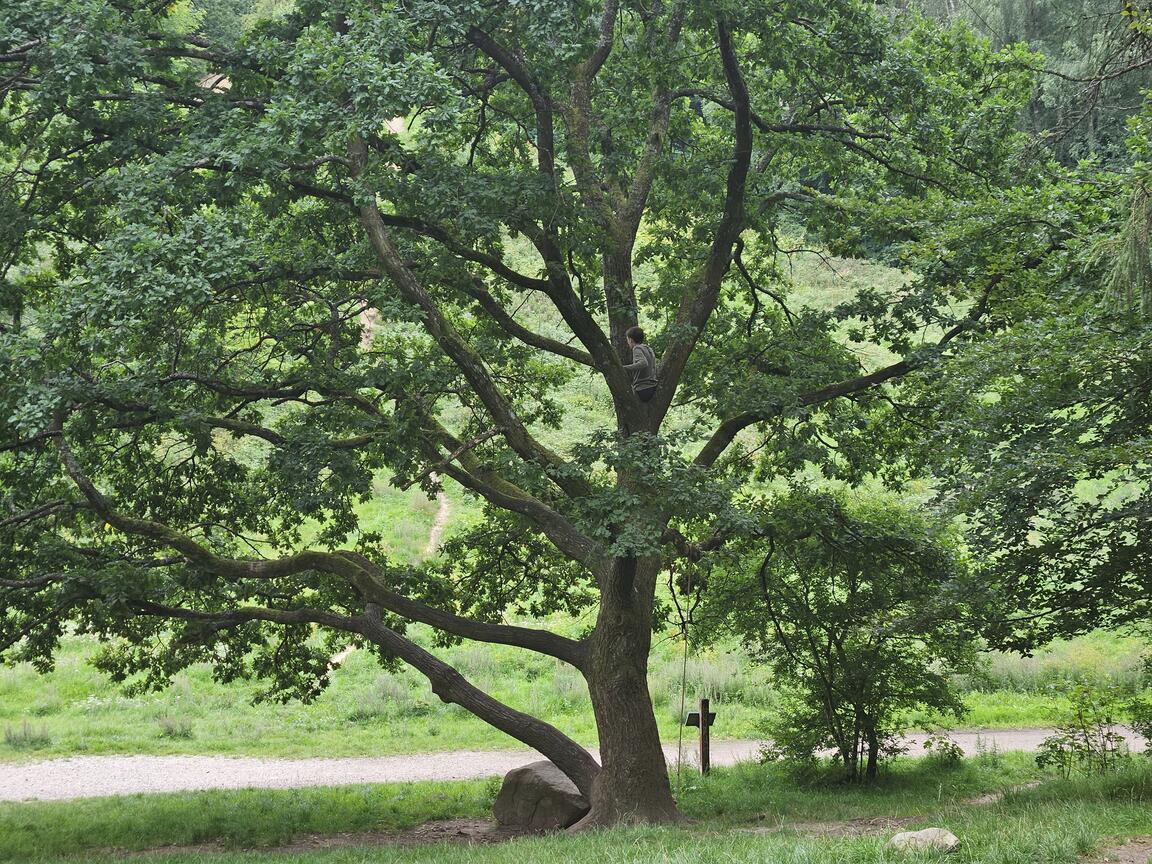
[
  {"left": 2, "top": 754, "right": 1150, "bottom": 863},
  {"left": 1, "top": 623, "right": 1147, "bottom": 760}
]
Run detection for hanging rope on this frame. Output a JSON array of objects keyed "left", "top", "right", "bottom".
[{"left": 670, "top": 559, "right": 694, "bottom": 794}]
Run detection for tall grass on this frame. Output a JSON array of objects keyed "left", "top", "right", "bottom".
[
  {"left": 1, "top": 629, "right": 1147, "bottom": 760},
  {"left": 0, "top": 780, "right": 496, "bottom": 862},
  {"left": 955, "top": 633, "right": 1148, "bottom": 694},
  {"left": 2, "top": 721, "right": 51, "bottom": 751}
]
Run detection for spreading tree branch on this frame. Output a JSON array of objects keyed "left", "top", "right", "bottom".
[
  {"left": 407, "top": 413, "right": 605, "bottom": 569},
  {"left": 349, "top": 136, "right": 593, "bottom": 502},
  {"left": 462, "top": 23, "right": 628, "bottom": 398},
  {"left": 117, "top": 598, "right": 599, "bottom": 795},
  {"left": 49, "top": 422, "right": 586, "bottom": 663},
  {"left": 466, "top": 27, "right": 556, "bottom": 180},
  {"left": 694, "top": 252, "right": 1055, "bottom": 468},
  {"left": 457, "top": 278, "right": 595, "bottom": 367},
  {"left": 655, "top": 17, "right": 753, "bottom": 416}
]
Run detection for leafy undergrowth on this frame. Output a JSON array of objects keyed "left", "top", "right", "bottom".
[{"left": 4, "top": 754, "right": 1152, "bottom": 863}]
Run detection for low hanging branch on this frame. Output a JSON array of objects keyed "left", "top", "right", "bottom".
[
  {"left": 400, "top": 426, "right": 503, "bottom": 490},
  {"left": 49, "top": 419, "right": 587, "bottom": 665}
]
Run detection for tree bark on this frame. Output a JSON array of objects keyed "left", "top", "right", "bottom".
[
  {"left": 573, "top": 556, "right": 683, "bottom": 828},
  {"left": 603, "top": 246, "right": 638, "bottom": 360},
  {"left": 865, "top": 723, "right": 879, "bottom": 781}
]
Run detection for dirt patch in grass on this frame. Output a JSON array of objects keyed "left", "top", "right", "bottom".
[
  {"left": 963, "top": 779, "right": 1044, "bottom": 805},
  {"left": 282, "top": 819, "right": 538, "bottom": 850},
  {"left": 741, "top": 815, "right": 920, "bottom": 837},
  {"left": 1091, "top": 836, "right": 1152, "bottom": 864},
  {"left": 123, "top": 819, "right": 541, "bottom": 858}
]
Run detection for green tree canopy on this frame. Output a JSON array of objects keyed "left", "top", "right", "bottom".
[
  {"left": 0, "top": 0, "right": 1057, "bottom": 824},
  {"left": 914, "top": 0, "right": 1152, "bottom": 166},
  {"left": 917, "top": 150, "right": 1152, "bottom": 650}
]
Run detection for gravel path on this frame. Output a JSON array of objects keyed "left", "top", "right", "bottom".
[{"left": 5, "top": 728, "right": 1142, "bottom": 802}]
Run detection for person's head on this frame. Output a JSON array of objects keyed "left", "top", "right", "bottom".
[{"left": 625, "top": 325, "right": 646, "bottom": 347}]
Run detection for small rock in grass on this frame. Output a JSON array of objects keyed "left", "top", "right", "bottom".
[
  {"left": 492, "top": 760, "right": 589, "bottom": 830},
  {"left": 888, "top": 827, "right": 962, "bottom": 853}
]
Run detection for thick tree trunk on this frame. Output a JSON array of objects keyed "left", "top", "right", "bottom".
[
  {"left": 573, "top": 555, "right": 683, "bottom": 828},
  {"left": 603, "top": 247, "right": 638, "bottom": 359}
]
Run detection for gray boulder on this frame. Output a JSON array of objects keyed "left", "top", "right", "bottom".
[
  {"left": 888, "top": 827, "right": 962, "bottom": 853},
  {"left": 492, "top": 760, "right": 590, "bottom": 830}
]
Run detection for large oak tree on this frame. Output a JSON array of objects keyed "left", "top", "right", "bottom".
[{"left": 1, "top": 0, "right": 1056, "bottom": 825}]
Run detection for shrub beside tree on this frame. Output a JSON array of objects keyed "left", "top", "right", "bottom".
[{"left": 701, "top": 488, "right": 981, "bottom": 781}]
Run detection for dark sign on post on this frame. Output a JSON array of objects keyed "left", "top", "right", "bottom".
[{"left": 684, "top": 709, "right": 717, "bottom": 727}]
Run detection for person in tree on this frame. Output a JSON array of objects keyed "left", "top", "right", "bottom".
[{"left": 624, "top": 325, "right": 658, "bottom": 403}]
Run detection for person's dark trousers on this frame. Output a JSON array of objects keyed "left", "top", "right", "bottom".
[{"left": 636, "top": 386, "right": 657, "bottom": 403}]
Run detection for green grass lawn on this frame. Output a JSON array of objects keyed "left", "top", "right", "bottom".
[
  {"left": 2, "top": 755, "right": 1150, "bottom": 863},
  {"left": 1, "top": 629, "right": 1146, "bottom": 761}
]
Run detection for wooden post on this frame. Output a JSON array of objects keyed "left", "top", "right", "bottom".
[{"left": 699, "top": 697, "right": 710, "bottom": 775}]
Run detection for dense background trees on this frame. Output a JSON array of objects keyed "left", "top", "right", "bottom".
[{"left": 916, "top": 0, "right": 1152, "bottom": 165}]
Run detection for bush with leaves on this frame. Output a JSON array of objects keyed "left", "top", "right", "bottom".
[
  {"left": 700, "top": 487, "right": 982, "bottom": 781},
  {"left": 1036, "top": 682, "right": 1133, "bottom": 778},
  {"left": 922, "top": 729, "right": 966, "bottom": 767},
  {"left": 1128, "top": 697, "right": 1152, "bottom": 756}
]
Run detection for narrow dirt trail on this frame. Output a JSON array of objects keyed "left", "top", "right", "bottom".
[
  {"left": 4, "top": 728, "right": 1143, "bottom": 802},
  {"left": 423, "top": 471, "right": 451, "bottom": 558}
]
